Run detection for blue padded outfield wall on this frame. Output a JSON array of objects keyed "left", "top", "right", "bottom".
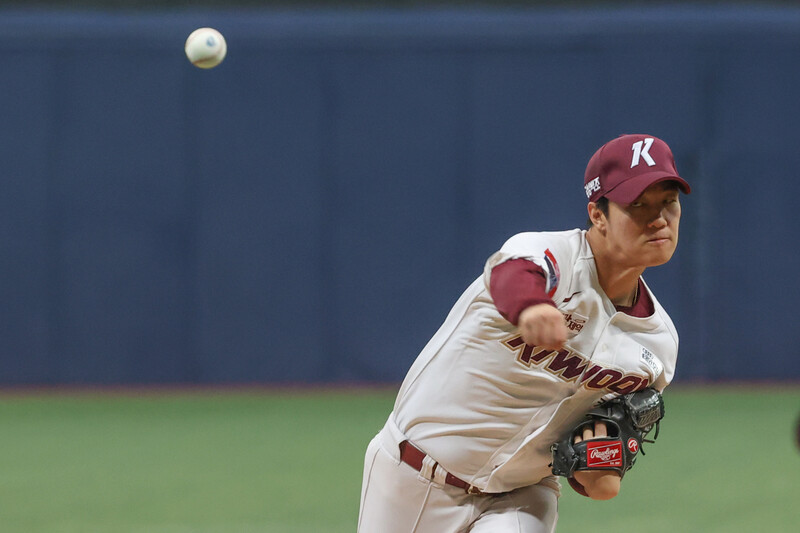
[{"left": 1, "top": 6, "right": 799, "bottom": 385}]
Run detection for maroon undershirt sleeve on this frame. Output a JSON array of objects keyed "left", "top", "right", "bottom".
[{"left": 489, "top": 258, "right": 557, "bottom": 326}]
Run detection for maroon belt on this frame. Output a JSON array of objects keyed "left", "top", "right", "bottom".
[{"left": 399, "top": 440, "right": 485, "bottom": 495}]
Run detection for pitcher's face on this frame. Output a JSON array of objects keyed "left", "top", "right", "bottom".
[{"left": 606, "top": 182, "right": 682, "bottom": 268}]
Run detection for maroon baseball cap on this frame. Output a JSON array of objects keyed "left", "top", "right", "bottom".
[{"left": 583, "top": 134, "right": 691, "bottom": 204}]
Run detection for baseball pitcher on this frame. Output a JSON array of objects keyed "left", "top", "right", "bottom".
[{"left": 358, "top": 134, "right": 690, "bottom": 532}]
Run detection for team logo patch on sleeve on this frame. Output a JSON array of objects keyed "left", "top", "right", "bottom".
[
  {"left": 543, "top": 249, "right": 560, "bottom": 298},
  {"left": 585, "top": 440, "right": 623, "bottom": 468}
]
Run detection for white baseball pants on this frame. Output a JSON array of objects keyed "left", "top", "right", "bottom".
[{"left": 358, "top": 419, "right": 560, "bottom": 533}]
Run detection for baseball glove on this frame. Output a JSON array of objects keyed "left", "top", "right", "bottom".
[{"left": 550, "top": 388, "right": 665, "bottom": 481}]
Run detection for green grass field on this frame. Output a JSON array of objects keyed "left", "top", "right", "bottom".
[{"left": 0, "top": 386, "right": 798, "bottom": 532}]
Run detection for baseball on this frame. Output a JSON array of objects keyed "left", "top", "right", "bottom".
[{"left": 184, "top": 27, "right": 227, "bottom": 69}]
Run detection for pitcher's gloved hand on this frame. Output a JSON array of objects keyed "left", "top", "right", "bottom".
[{"left": 550, "top": 388, "right": 665, "bottom": 496}]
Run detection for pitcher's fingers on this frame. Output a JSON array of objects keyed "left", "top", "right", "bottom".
[
  {"left": 582, "top": 426, "right": 593, "bottom": 441},
  {"left": 594, "top": 421, "right": 608, "bottom": 438}
]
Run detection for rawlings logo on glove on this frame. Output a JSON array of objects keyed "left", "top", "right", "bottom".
[
  {"left": 550, "top": 388, "right": 665, "bottom": 480},
  {"left": 586, "top": 441, "right": 623, "bottom": 467}
]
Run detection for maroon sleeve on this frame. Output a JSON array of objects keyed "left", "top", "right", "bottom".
[{"left": 489, "top": 258, "right": 557, "bottom": 326}]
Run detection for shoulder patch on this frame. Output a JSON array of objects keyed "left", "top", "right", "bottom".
[{"left": 543, "top": 248, "right": 560, "bottom": 298}]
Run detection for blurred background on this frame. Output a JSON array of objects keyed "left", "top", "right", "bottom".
[
  {"left": 2, "top": 0, "right": 800, "bottom": 388},
  {"left": 0, "top": 2, "right": 799, "bottom": 532}
]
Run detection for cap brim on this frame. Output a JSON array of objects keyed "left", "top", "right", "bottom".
[{"left": 604, "top": 172, "right": 691, "bottom": 205}]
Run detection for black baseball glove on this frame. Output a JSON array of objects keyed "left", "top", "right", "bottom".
[{"left": 550, "top": 388, "right": 665, "bottom": 480}]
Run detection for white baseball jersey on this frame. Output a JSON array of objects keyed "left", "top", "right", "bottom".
[{"left": 391, "top": 228, "right": 678, "bottom": 494}]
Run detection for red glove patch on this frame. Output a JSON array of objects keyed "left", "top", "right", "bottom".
[{"left": 585, "top": 440, "right": 623, "bottom": 468}]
